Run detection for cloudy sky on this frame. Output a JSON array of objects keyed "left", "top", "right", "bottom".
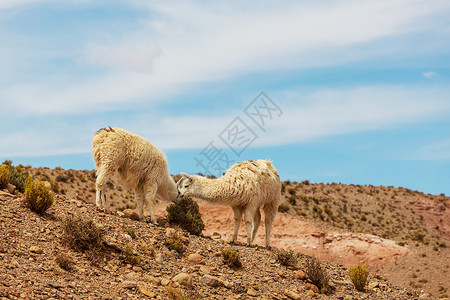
[{"left": 1, "top": 0, "right": 449, "bottom": 195}]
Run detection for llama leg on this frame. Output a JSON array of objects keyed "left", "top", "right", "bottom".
[
  {"left": 144, "top": 184, "right": 158, "bottom": 224},
  {"left": 263, "top": 204, "right": 277, "bottom": 248},
  {"left": 135, "top": 190, "right": 144, "bottom": 220},
  {"left": 95, "top": 166, "right": 111, "bottom": 211},
  {"left": 231, "top": 206, "right": 243, "bottom": 244},
  {"left": 244, "top": 208, "right": 256, "bottom": 246},
  {"left": 251, "top": 208, "right": 261, "bottom": 245}
]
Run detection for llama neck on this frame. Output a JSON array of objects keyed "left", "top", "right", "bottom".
[
  {"left": 166, "top": 175, "right": 178, "bottom": 202},
  {"left": 192, "top": 176, "right": 229, "bottom": 204}
]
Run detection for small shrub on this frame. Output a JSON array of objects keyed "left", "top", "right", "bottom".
[
  {"left": 61, "top": 215, "right": 105, "bottom": 252},
  {"left": 360, "top": 214, "right": 367, "bottom": 221},
  {"left": 275, "top": 248, "right": 298, "bottom": 268},
  {"left": 167, "top": 197, "right": 204, "bottom": 236},
  {"left": 55, "top": 252, "right": 73, "bottom": 271},
  {"left": 5, "top": 163, "right": 29, "bottom": 192},
  {"left": 0, "top": 165, "right": 10, "bottom": 187},
  {"left": 24, "top": 179, "right": 54, "bottom": 214},
  {"left": 301, "top": 180, "right": 310, "bottom": 185},
  {"left": 288, "top": 188, "right": 296, "bottom": 195},
  {"left": 324, "top": 205, "right": 333, "bottom": 217},
  {"left": 288, "top": 196, "right": 296, "bottom": 205},
  {"left": 121, "top": 244, "right": 141, "bottom": 265},
  {"left": 56, "top": 174, "right": 69, "bottom": 183},
  {"left": 221, "top": 247, "right": 242, "bottom": 268},
  {"left": 126, "top": 227, "right": 137, "bottom": 239},
  {"left": 305, "top": 256, "right": 329, "bottom": 292},
  {"left": 165, "top": 285, "right": 185, "bottom": 300},
  {"left": 278, "top": 203, "right": 289, "bottom": 213},
  {"left": 349, "top": 263, "right": 369, "bottom": 291},
  {"left": 165, "top": 232, "right": 185, "bottom": 254}
]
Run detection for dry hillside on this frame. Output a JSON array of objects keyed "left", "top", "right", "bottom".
[{"left": 0, "top": 162, "right": 448, "bottom": 299}]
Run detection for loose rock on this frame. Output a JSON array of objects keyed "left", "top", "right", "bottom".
[
  {"left": 284, "top": 289, "right": 301, "bottom": 300},
  {"left": 187, "top": 253, "right": 204, "bottom": 265},
  {"left": 123, "top": 209, "right": 140, "bottom": 221},
  {"left": 304, "top": 283, "right": 319, "bottom": 293},
  {"left": 122, "top": 281, "right": 138, "bottom": 289},
  {"left": 172, "top": 273, "right": 192, "bottom": 287},
  {"left": 200, "top": 275, "right": 223, "bottom": 288},
  {"left": 294, "top": 270, "right": 307, "bottom": 280}
]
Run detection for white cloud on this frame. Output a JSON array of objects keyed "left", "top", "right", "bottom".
[
  {"left": 0, "top": 0, "right": 87, "bottom": 10},
  {"left": 423, "top": 71, "right": 437, "bottom": 78},
  {"left": 2, "top": 0, "right": 450, "bottom": 116},
  {"left": 412, "top": 139, "right": 450, "bottom": 160},
  {"left": 261, "top": 85, "right": 450, "bottom": 147},
  {"left": 80, "top": 43, "right": 162, "bottom": 72},
  {"left": 2, "top": 84, "right": 448, "bottom": 158},
  {"left": 0, "top": 0, "right": 45, "bottom": 10}
]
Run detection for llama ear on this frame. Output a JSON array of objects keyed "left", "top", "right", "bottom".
[{"left": 180, "top": 172, "right": 194, "bottom": 181}]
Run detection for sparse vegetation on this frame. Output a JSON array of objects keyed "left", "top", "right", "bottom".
[
  {"left": 165, "top": 285, "right": 199, "bottom": 300},
  {"left": 305, "top": 256, "right": 329, "bottom": 293},
  {"left": 221, "top": 247, "right": 242, "bottom": 268},
  {"left": 275, "top": 248, "right": 298, "bottom": 268},
  {"left": 121, "top": 244, "right": 141, "bottom": 265},
  {"left": 61, "top": 214, "right": 105, "bottom": 252},
  {"left": 0, "top": 165, "right": 10, "bottom": 187},
  {"left": 349, "top": 263, "right": 369, "bottom": 291},
  {"left": 2, "top": 161, "right": 29, "bottom": 192},
  {"left": 126, "top": 227, "right": 137, "bottom": 239},
  {"left": 23, "top": 179, "right": 54, "bottom": 214},
  {"left": 167, "top": 197, "right": 205, "bottom": 236},
  {"left": 165, "top": 231, "right": 185, "bottom": 255},
  {"left": 55, "top": 252, "right": 73, "bottom": 271},
  {"left": 278, "top": 203, "right": 290, "bottom": 213}
]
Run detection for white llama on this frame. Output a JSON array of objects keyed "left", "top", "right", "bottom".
[
  {"left": 177, "top": 159, "right": 281, "bottom": 248},
  {"left": 92, "top": 127, "right": 177, "bottom": 224}
]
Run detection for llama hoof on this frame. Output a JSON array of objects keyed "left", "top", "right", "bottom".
[
  {"left": 265, "top": 246, "right": 272, "bottom": 250},
  {"left": 144, "top": 218, "right": 158, "bottom": 225},
  {"left": 229, "top": 240, "right": 236, "bottom": 245}
]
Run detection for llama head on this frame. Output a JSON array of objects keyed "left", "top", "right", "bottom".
[{"left": 177, "top": 172, "right": 196, "bottom": 198}]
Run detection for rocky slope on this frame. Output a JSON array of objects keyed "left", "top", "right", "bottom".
[
  {"left": 0, "top": 164, "right": 448, "bottom": 298},
  {"left": 0, "top": 189, "right": 430, "bottom": 299}
]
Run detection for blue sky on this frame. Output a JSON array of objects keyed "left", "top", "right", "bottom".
[{"left": 1, "top": 0, "right": 449, "bottom": 195}]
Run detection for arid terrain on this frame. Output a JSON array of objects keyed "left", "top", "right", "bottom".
[{"left": 0, "top": 163, "right": 449, "bottom": 299}]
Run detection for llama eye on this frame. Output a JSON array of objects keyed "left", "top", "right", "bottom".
[{"left": 184, "top": 184, "right": 189, "bottom": 188}]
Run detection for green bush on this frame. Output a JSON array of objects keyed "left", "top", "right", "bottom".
[
  {"left": 275, "top": 248, "right": 298, "bottom": 267},
  {"left": 349, "top": 263, "right": 369, "bottom": 291},
  {"left": 24, "top": 179, "right": 54, "bottom": 214},
  {"left": 221, "top": 247, "right": 242, "bottom": 268},
  {"left": 167, "top": 197, "right": 204, "bottom": 236},
  {"left": 0, "top": 165, "right": 10, "bottom": 187},
  {"left": 62, "top": 215, "right": 105, "bottom": 252},
  {"left": 0, "top": 160, "right": 28, "bottom": 193}
]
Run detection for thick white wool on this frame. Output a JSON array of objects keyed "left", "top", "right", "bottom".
[
  {"left": 178, "top": 159, "right": 281, "bottom": 247},
  {"left": 92, "top": 127, "right": 177, "bottom": 223}
]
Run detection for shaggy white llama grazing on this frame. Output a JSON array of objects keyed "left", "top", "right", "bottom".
[
  {"left": 92, "top": 127, "right": 178, "bottom": 224},
  {"left": 177, "top": 159, "right": 281, "bottom": 247}
]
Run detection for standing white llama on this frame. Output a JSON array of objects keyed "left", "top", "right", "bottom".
[
  {"left": 177, "top": 159, "right": 281, "bottom": 248},
  {"left": 92, "top": 127, "right": 177, "bottom": 224}
]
